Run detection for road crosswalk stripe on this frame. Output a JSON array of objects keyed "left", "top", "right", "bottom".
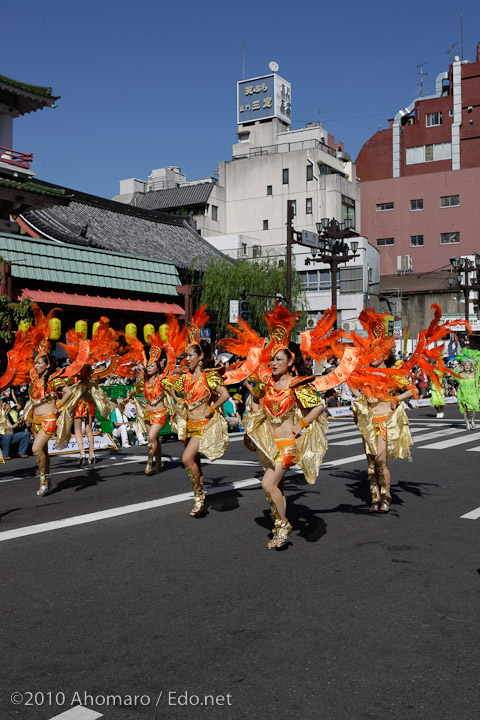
[
  {"left": 419, "top": 430, "right": 480, "bottom": 449},
  {"left": 460, "top": 506, "right": 480, "bottom": 520},
  {"left": 328, "top": 425, "right": 458, "bottom": 446},
  {"left": 49, "top": 707, "right": 103, "bottom": 719}
]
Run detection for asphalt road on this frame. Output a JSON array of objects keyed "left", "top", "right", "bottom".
[{"left": 1, "top": 405, "right": 479, "bottom": 720}]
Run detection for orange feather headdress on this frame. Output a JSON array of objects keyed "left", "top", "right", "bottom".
[
  {"left": 30, "top": 304, "right": 62, "bottom": 357},
  {"left": 186, "top": 305, "right": 209, "bottom": 352},
  {"left": 263, "top": 303, "right": 300, "bottom": 360}
]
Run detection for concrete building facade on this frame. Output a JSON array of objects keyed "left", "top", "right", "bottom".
[
  {"left": 116, "top": 69, "right": 378, "bottom": 332},
  {"left": 356, "top": 43, "right": 480, "bottom": 277}
]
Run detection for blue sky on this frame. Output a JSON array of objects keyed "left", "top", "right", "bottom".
[{"left": 3, "top": 0, "right": 480, "bottom": 199}]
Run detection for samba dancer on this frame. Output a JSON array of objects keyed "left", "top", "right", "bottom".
[
  {"left": 171, "top": 307, "right": 230, "bottom": 517},
  {"left": 223, "top": 304, "right": 359, "bottom": 549}
]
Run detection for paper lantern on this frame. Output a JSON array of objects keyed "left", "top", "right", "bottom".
[
  {"left": 158, "top": 323, "right": 169, "bottom": 341},
  {"left": 92, "top": 321, "right": 100, "bottom": 338},
  {"left": 125, "top": 323, "right": 137, "bottom": 339},
  {"left": 48, "top": 317, "right": 61, "bottom": 340},
  {"left": 75, "top": 320, "right": 88, "bottom": 339},
  {"left": 143, "top": 323, "right": 155, "bottom": 343},
  {"left": 18, "top": 319, "right": 32, "bottom": 331}
]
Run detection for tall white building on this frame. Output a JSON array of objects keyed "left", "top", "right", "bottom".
[{"left": 115, "top": 68, "right": 379, "bottom": 331}]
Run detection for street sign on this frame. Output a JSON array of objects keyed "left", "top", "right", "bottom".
[
  {"left": 229, "top": 300, "right": 239, "bottom": 323},
  {"left": 300, "top": 230, "right": 319, "bottom": 248},
  {"left": 200, "top": 328, "right": 211, "bottom": 338}
]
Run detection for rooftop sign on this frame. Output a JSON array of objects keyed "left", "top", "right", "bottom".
[{"left": 237, "top": 74, "right": 291, "bottom": 126}]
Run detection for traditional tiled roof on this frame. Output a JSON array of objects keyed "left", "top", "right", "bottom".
[
  {"left": 0, "top": 176, "right": 68, "bottom": 198},
  {"left": 136, "top": 182, "right": 215, "bottom": 211},
  {"left": 21, "top": 185, "right": 228, "bottom": 271},
  {"left": 0, "top": 74, "right": 59, "bottom": 115},
  {"left": 0, "top": 233, "right": 180, "bottom": 295}
]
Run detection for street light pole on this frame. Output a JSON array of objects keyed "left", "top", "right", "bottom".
[{"left": 286, "top": 200, "right": 295, "bottom": 312}]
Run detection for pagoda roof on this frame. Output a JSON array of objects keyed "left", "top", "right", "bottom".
[
  {"left": 0, "top": 74, "right": 60, "bottom": 115},
  {"left": 20, "top": 184, "right": 229, "bottom": 271},
  {"left": 0, "top": 174, "right": 71, "bottom": 217}
]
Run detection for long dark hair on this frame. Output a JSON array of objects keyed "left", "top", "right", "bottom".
[
  {"left": 274, "top": 343, "right": 309, "bottom": 377},
  {"left": 143, "top": 350, "right": 167, "bottom": 381},
  {"left": 189, "top": 341, "right": 214, "bottom": 369},
  {"left": 37, "top": 353, "right": 57, "bottom": 393}
]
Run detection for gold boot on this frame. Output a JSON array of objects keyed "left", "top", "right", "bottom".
[
  {"left": 377, "top": 466, "right": 391, "bottom": 513},
  {"left": 155, "top": 453, "right": 163, "bottom": 473},
  {"left": 187, "top": 467, "right": 206, "bottom": 517},
  {"left": 265, "top": 490, "right": 292, "bottom": 549},
  {"left": 35, "top": 454, "right": 51, "bottom": 497},
  {"left": 145, "top": 443, "right": 155, "bottom": 475},
  {"left": 267, "top": 519, "right": 293, "bottom": 549},
  {"left": 368, "top": 466, "right": 380, "bottom": 512}
]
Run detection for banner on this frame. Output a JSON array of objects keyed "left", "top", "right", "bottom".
[
  {"left": 327, "top": 406, "right": 354, "bottom": 418},
  {"left": 48, "top": 433, "right": 118, "bottom": 456}
]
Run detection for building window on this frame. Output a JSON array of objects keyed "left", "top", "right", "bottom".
[
  {"left": 342, "top": 195, "right": 356, "bottom": 227},
  {"left": 306, "top": 198, "right": 312, "bottom": 214},
  {"left": 263, "top": 219, "right": 269, "bottom": 230},
  {"left": 282, "top": 168, "right": 289, "bottom": 184},
  {"left": 339, "top": 267, "right": 363, "bottom": 294},
  {"left": 212, "top": 205, "right": 218, "bottom": 221},
  {"left": 299, "top": 270, "right": 319, "bottom": 291},
  {"left": 289, "top": 200, "right": 296, "bottom": 216},
  {"left": 440, "top": 232, "right": 460, "bottom": 244},
  {"left": 376, "top": 202, "right": 394, "bottom": 211},
  {"left": 306, "top": 164, "right": 313, "bottom": 181},
  {"left": 376, "top": 237, "right": 395, "bottom": 246},
  {"left": 410, "top": 199, "right": 423, "bottom": 211},
  {"left": 252, "top": 245, "right": 261, "bottom": 258},
  {"left": 426, "top": 112, "right": 442, "bottom": 127},
  {"left": 410, "top": 235, "right": 424, "bottom": 247},
  {"left": 266, "top": 185, "right": 273, "bottom": 196},
  {"left": 440, "top": 195, "right": 460, "bottom": 207},
  {"left": 299, "top": 269, "right": 337, "bottom": 291},
  {"left": 406, "top": 142, "right": 451, "bottom": 164},
  {"left": 319, "top": 270, "right": 331, "bottom": 290}
]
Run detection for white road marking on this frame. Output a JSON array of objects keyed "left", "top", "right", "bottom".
[
  {"left": 0, "top": 478, "right": 262, "bottom": 543},
  {"left": 328, "top": 425, "right": 446, "bottom": 446},
  {"left": 49, "top": 707, "right": 103, "bottom": 719},
  {"left": 419, "top": 431, "right": 480, "bottom": 449},
  {"left": 460, "top": 506, "right": 480, "bottom": 520}
]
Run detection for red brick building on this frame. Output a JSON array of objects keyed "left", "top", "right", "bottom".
[{"left": 356, "top": 43, "right": 480, "bottom": 276}]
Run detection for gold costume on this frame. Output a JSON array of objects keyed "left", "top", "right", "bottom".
[{"left": 353, "top": 396, "right": 413, "bottom": 460}]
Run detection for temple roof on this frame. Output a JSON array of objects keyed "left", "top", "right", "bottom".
[
  {"left": 0, "top": 74, "right": 60, "bottom": 115},
  {"left": 134, "top": 182, "right": 215, "bottom": 211},
  {"left": 21, "top": 184, "right": 229, "bottom": 271}
]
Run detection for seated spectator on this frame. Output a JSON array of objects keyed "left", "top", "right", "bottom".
[
  {"left": 325, "top": 389, "right": 341, "bottom": 408},
  {"left": 110, "top": 399, "right": 147, "bottom": 448},
  {"left": 0, "top": 397, "right": 31, "bottom": 460},
  {"left": 223, "top": 395, "right": 242, "bottom": 432}
]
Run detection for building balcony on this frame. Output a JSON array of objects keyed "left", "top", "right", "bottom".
[{"left": 0, "top": 146, "right": 34, "bottom": 170}]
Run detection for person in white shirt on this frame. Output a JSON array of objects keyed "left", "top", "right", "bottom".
[{"left": 110, "top": 399, "right": 146, "bottom": 448}]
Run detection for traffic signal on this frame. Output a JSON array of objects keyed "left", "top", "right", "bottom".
[
  {"left": 383, "top": 315, "right": 394, "bottom": 335},
  {"left": 240, "top": 300, "right": 250, "bottom": 322}
]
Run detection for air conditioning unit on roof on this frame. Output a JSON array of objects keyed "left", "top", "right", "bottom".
[{"left": 305, "top": 317, "right": 317, "bottom": 330}]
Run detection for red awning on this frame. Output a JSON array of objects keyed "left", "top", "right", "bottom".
[{"left": 20, "top": 289, "right": 184, "bottom": 315}]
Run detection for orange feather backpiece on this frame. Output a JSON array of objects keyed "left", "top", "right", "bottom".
[
  {"left": 29, "top": 304, "right": 62, "bottom": 356},
  {"left": 299, "top": 306, "right": 339, "bottom": 360},
  {"left": 116, "top": 335, "right": 146, "bottom": 379},
  {"left": 0, "top": 329, "right": 35, "bottom": 390},
  {"left": 164, "top": 313, "right": 189, "bottom": 358}
]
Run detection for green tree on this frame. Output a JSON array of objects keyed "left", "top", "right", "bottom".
[
  {"left": 197, "top": 255, "right": 307, "bottom": 337},
  {"left": 0, "top": 296, "right": 34, "bottom": 368}
]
